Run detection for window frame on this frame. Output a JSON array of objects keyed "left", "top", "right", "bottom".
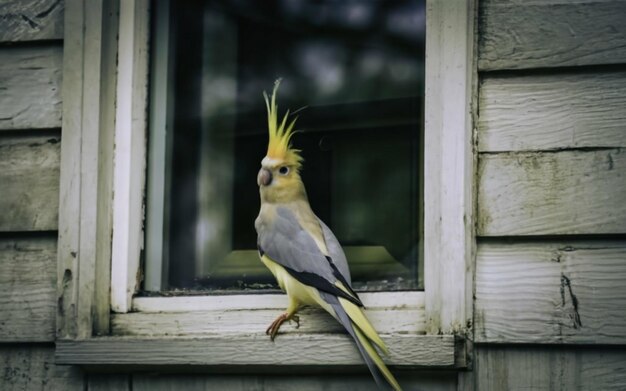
[{"left": 55, "top": 0, "right": 476, "bottom": 369}]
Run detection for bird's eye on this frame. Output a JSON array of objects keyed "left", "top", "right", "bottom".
[{"left": 278, "top": 166, "right": 289, "bottom": 175}]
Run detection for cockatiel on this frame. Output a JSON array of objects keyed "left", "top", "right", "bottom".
[{"left": 255, "top": 80, "right": 402, "bottom": 391}]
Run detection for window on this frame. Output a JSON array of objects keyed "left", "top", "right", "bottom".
[
  {"left": 145, "top": 0, "right": 425, "bottom": 293},
  {"left": 56, "top": 0, "right": 474, "bottom": 368}
]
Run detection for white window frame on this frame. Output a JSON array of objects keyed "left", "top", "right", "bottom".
[{"left": 56, "top": 0, "right": 475, "bottom": 369}]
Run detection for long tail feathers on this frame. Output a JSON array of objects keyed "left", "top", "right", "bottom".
[{"left": 321, "top": 293, "right": 402, "bottom": 391}]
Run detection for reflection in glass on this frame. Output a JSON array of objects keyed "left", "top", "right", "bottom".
[{"left": 146, "top": 0, "right": 425, "bottom": 292}]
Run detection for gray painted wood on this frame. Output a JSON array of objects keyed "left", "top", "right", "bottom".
[
  {"left": 56, "top": 335, "right": 458, "bottom": 367},
  {"left": 57, "top": 0, "right": 119, "bottom": 339},
  {"left": 88, "top": 374, "right": 130, "bottom": 391},
  {"left": 478, "top": 148, "right": 626, "bottom": 236},
  {"left": 423, "top": 0, "right": 476, "bottom": 338},
  {"left": 478, "top": 71, "right": 626, "bottom": 152},
  {"left": 112, "top": 307, "right": 425, "bottom": 337},
  {"left": 0, "top": 134, "right": 60, "bottom": 232},
  {"left": 0, "top": 45, "right": 63, "bottom": 130},
  {"left": 133, "top": 372, "right": 457, "bottom": 391},
  {"left": 475, "top": 241, "right": 626, "bottom": 344},
  {"left": 0, "top": 0, "right": 64, "bottom": 42},
  {"left": 0, "top": 237, "right": 57, "bottom": 342},
  {"left": 0, "top": 345, "right": 83, "bottom": 390},
  {"left": 479, "top": 0, "right": 626, "bottom": 70},
  {"left": 475, "top": 345, "right": 626, "bottom": 390}
]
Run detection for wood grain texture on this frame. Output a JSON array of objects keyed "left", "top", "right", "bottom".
[
  {"left": 0, "top": 237, "right": 57, "bottom": 342},
  {"left": 475, "top": 345, "right": 626, "bottom": 390},
  {"left": 478, "top": 149, "right": 626, "bottom": 236},
  {"left": 0, "top": 0, "right": 63, "bottom": 42},
  {"left": 112, "top": 307, "right": 425, "bottom": 337},
  {"left": 475, "top": 241, "right": 626, "bottom": 344},
  {"left": 478, "top": 71, "right": 626, "bottom": 152},
  {"left": 119, "top": 292, "right": 424, "bottom": 336},
  {"left": 56, "top": 335, "right": 459, "bottom": 367},
  {"left": 423, "top": 0, "right": 475, "bottom": 336},
  {"left": 0, "top": 45, "right": 63, "bottom": 130},
  {"left": 479, "top": 0, "right": 626, "bottom": 70},
  {"left": 0, "top": 135, "right": 60, "bottom": 232},
  {"left": 132, "top": 373, "right": 457, "bottom": 391},
  {"left": 0, "top": 345, "right": 83, "bottom": 391},
  {"left": 87, "top": 374, "right": 130, "bottom": 391}
]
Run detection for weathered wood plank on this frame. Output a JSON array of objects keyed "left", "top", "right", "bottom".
[
  {"left": 87, "top": 374, "right": 130, "bottom": 391},
  {"left": 478, "top": 149, "right": 626, "bottom": 236},
  {"left": 0, "top": 0, "right": 64, "bottom": 42},
  {"left": 57, "top": 0, "right": 119, "bottom": 339},
  {"left": 0, "top": 135, "right": 60, "bottom": 232},
  {"left": 132, "top": 291, "right": 423, "bottom": 312},
  {"left": 0, "top": 345, "right": 83, "bottom": 390},
  {"left": 478, "top": 71, "right": 626, "bottom": 152},
  {"left": 0, "top": 237, "right": 57, "bottom": 342},
  {"left": 424, "top": 0, "right": 475, "bottom": 336},
  {"left": 479, "top": 0, "right": 626, "bottom": 70},
  {"left": 0, "top": 45, "right": 63, "bottom": 130},
  {"left": 56, "top": 335, "right": 459, "bottom": 367},
  {"left": 475, "top": 345, "right": 626, "bottom": 391},
  {"left": 475, "top": 241, "right": 626, "bottom": 344},
  {"left": 112, "top": 307, "right": 425, "bottom": 337},
  {"left": 117, "top": 293, "right": 424, "bottom": 336},
  {"left": 133, "top": 372, "right": 457, "bottom": 391}
]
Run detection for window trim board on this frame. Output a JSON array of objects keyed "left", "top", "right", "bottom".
[{"left": 56, "top": 0, "right": 476, "bottom": 368}]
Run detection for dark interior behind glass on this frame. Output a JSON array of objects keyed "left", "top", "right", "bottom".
[{"left": 147, "top": 0, "right": 425, "bottom": 292}]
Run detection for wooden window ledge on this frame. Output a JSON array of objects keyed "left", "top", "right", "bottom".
[{"left": 55, "top": 334, "right": 466, "bottom": 369}]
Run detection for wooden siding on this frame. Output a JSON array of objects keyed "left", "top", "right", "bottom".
[
  {"left": 475, "top": 345, "right": 626, "bottom": 390},
  {"left": 0, "top": 345, "right": 82, "bottom": 391},
  {"left": 478, "top": 71, "right": 626, "bottom": 153},
  {"left": 479, "top": 0, "right": 626, "bottom": 70},
  {"left": 0, "top": 45, "right": 63, "bottom": 130},
  {"left": 131, "top": 373, "right": 457, "bottom": 391},
  {"left": 0, "top": 0, "right": 64, "bottom": 42},
  {"left": 477, "top": 148, "right": 626, "bottom": 236},
  {"left": 0, "top": 237, "right": 57, "bottom": 342},
  {"left": 475, "top": 241, "right": 626, "bottom": 344},
  {"left": 0, "top": 134, "right": 60, "bottom": 232}
]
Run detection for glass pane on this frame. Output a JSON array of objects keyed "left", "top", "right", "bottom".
[{"left": 146, "top": 0, "right": 425, "bottom": 293}]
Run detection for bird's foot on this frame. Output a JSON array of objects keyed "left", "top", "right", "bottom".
[
  {"left": 266, "top": 313, "right": 299, "bottom": 340},
  {"left": 292, "top": 315, "right": 300, "bottom": 329}
]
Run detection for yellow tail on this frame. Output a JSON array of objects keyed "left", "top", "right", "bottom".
[
  {"left": 338, "top": 296, "right": 402, "bottom": 391},
  {"left": 353, "top": 324, "right": 402, "bottom": 391}
]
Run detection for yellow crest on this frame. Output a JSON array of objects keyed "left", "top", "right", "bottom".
[{"left": 263, "top": 79, "right": 303, "bottom": 168}]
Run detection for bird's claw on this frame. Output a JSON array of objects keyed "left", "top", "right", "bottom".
[
  {"left": 292, "top": 315, "right": 300, "bottom": 329},
  {"left": 266, "top": 313, "right": 300, "bottom": 340}
]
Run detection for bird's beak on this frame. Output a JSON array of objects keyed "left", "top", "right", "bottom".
[{"left": 257, "top": 167, "right": 272, "bottom": 187}]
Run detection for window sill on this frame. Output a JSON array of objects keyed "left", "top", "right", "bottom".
[
  {"left": 55, "top": 334, "right": 465, "bottom": 368},
  {"left": 55, "top": 292, "right": 468, "bottom": 369}
]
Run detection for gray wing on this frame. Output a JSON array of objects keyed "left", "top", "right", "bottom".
[
  {"left": 317, "top": 218, "right": 352, "bottom": 286},
  {"left": 257, "top": 206, "right": 361, "bottom": 305}
]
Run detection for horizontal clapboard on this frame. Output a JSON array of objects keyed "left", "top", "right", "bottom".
[
  {"left": 476, "top": 345, "right": 626, "bottom": 390},
  {"left": 475, "top": 241, "right": 626, "bottom": 344},
  {"left": 0, "top": 0, "right": 64, "bottom": 42},
  {"left": 478, "top": 71, "right": 626, "bottom": 152},
  {"left": 479, "top": 0, "right": 626, "bottom": 70},
  {"left": 0, "top": 237, "right": 57, "bottom": 342},
  {"left": 0, "top": 45, "right": 63, "bottom": 130},
  {"left": 0, "top": 134, "right": 60, "bottom": 231},
  {"left": 478, "top": 148, "right": 626, "bottom": 236}
]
